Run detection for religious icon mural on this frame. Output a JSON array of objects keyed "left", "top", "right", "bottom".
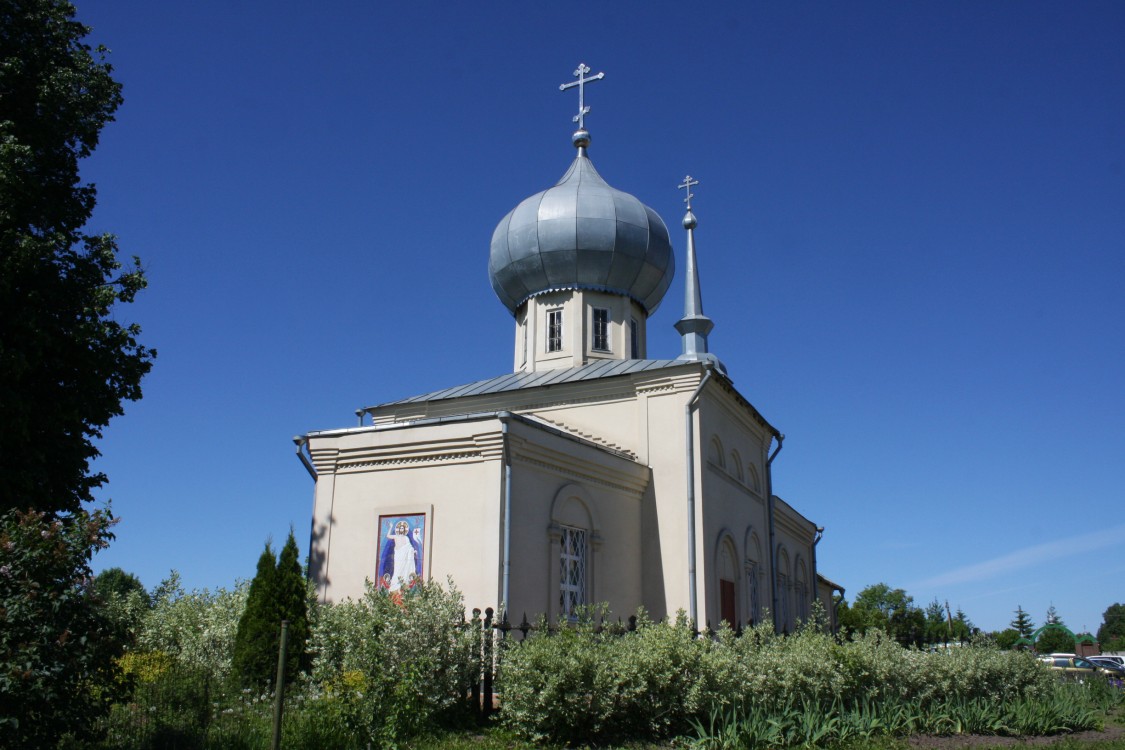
[{"left": 377, "top": 513, "right": 425, "bottom": 591}]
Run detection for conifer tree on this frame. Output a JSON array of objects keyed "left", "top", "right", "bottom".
[
  {"left": 1035, "top": 605, "right": 1074, "bottom": 654},
  {"left": 1010, "top": 605, "right": 1035, "bottom": 638},
  {"left": 275, "top": 529, "right": 310, "bottom": 683},
  {"left": 232, "top": 542, "right": 279, "bottom": 688}
]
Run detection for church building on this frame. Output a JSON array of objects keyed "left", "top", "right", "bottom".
[{"left": 297, "top": 65, "right": 841, "bottom": 632}]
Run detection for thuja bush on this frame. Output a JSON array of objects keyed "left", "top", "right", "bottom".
[{"left": 308, "top": 578, "right": 477, "bottom": 745}]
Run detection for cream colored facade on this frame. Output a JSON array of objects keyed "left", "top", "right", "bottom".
[{"left": 304, "top": 353, "right": 833, "bottom": 630}]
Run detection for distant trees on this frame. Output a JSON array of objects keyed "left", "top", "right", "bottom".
[
  {"left": 951, "top": 608, "right": 973, "bottom": 644},
  {"left": 924, "top": 599, "right": 949, "bottom": 644},
  {"left": 93, "top": 566, "right": 149, "bottom": 605},
  {"left": 842, "top": 584, "right": 935, "bottom": 646},
  {"left": 231, "top": 530, "right": 309, "bottom": 688},
  {"left": 994, "top": 629, "right": 1021, "bottom": 649},
  {"left": 1035, "top": 606, "right": 1074, "bottom": 654},
  {"left": 838, "top": 585, "right": 986, "bottom": 648},
  {"left": 1097, "top": 603, "right": 1125, "bottom": 651}
]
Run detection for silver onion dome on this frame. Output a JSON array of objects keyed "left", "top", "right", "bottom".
[{"left": 488, "top": 148, "right": 675, "bottom": 316}]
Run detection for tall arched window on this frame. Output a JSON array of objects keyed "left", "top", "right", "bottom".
[
  {"left": 776, "top": 546, "right": 791, "bottom": 633},
  {"left": 559, "top": 525, "right": 587, "bottom": 618},
  {"left": 548, "top": 483, "right": 599, "bottom": 622},
  {"left": 795, "top": 558, "right": 810, "bottom": 624}
]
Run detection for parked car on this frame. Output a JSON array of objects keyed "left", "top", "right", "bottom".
[
  {"left": 1039, "top": 655, "right": 1115, "bottom": 680},
  {"left": 1093, "top": 654, "right": 1125, "bottom": 668},
  {"left": 1087, "top": 656, "right": 1125, "bottom": 675}
]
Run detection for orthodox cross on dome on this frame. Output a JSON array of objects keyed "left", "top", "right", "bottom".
[
  {"left": 678, "top": 175, "right": 699, "bottom": 210},
  {"left": 559, "top": 63, "right": 605, "bottom": 130}
]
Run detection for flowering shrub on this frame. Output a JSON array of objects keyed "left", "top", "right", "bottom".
[
  {"left": 135, "top": 571, "right": 249, "bottom": 682},
  {"left": 501, "top": 610, "right": 1080, "bottom": 746},
  {"left": 308, "top": 577, "right": 477, "bottom": 745}
]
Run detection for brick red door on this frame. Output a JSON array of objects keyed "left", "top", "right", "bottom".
[{"left": 720, "top": 579, "right": 736, "bottom": 626}]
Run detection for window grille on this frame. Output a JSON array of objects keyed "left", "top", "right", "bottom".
[
  {"left": 547, "top": 309, "right": 563, "bottom": 352},
  {"left": 592, "top": 308, "right": 609, "bottom": 351},
  {"left": 559, "top": 525, "right": 586, "bottom": 618}
]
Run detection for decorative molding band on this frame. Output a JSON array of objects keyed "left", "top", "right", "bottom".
[{"left": 337, "top": 450, "right": 486, "bottom": 473}]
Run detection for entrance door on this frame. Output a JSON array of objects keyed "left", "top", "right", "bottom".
[{"left": 720, "top": 578, "right": 736, "bottom": 626}]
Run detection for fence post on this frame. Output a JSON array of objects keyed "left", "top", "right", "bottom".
[
  {"left": 470, "top": 608, "right": 482, "bottom": 717},
  {"left": 271, "top": 619, "right": 289, "bottom": 750},
  {"left": 483, "top": 607, "right": 494, "bottom": 718}
]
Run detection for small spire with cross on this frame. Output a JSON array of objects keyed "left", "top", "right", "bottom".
[
  {"left": 678, "top": 175, "right": 699, "bottom": 211},
  {"left": 674, "top": 171, "right": 724, "bottom": 374},
  {"left": 559, "top": 63, "right": 605, "bottom": 133}
]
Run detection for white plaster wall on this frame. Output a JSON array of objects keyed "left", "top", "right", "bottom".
[{"left": 308, "top": 419, "right": 504, "bottom": 606}]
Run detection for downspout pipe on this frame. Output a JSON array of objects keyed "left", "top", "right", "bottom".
[
  {"left": 499, "top": 412, "right": 513, "bottom": 617},
  {"left": 293, "top": 436, "right": 317, "bottom": 480},
  {"left": 685, "top": 362, "right": 714, "bottom": 628},
  {"left": 766, "top": 432, "right": 783, "bottom": 632},
  {"left": 811, "top": 526, "right": 824, "bottom": 623}
]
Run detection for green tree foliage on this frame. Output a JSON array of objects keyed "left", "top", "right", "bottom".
[
  {"left": 951, "top": 607, "right": 973, "bottom": 644},
  {"left": 232, "top": 542, "right": 280, "bottom": 688},
  {"left": 844, "top": 583, "right": 915, "bottom": 640},
  {"left": 232, "top": 532, "right": 310, "bottom": 688},
  {"left": 1045, "top": 604, "right": 1063, "bottom": 626},
  {"left": 994, "top": 628, "right": 1021, "bottom": 650},
  {"left": 1035, "top": 606, "right": 1074, "bottom": 653},
  {"left": 1011, "top": 605, "right": 1035, "bottom": 638},
  {"left": 0, "top": 0, "right": 154, "bottom": 516},
  {"left": 93, "top": 566, "right": 149, "bottom": 605},
  {"left": 92, "top": 566, "right": 150, "bottom": 647},
  {"left": 0, "top": 508, "right": 120, "bottom": 747},
  {"left": 924, "top": 599, "right": 949, "bottom": 645},
  {"left": 276, "top": 529, "right": 311, "bottom": 682},
  {"left": 1035, "top": 624, "right": 1075, "bottom": 655},
  {"left": 890, "top": 605, "right": 926, "bottom": 648},
  {"left": 1097, "top": 602, "right": 1125, "bottom": 651}
]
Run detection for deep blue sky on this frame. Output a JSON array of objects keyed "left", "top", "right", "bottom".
[{"left": 79, "top": 1, "right": 1124, "bottom": 635}]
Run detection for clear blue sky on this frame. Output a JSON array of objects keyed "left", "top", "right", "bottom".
[{"left": 79, "top": 0, "right": 1124, "bottom": 635}]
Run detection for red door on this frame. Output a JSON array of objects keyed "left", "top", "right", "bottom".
[{"left": 720, "top": 579, "right": 736, "bottom": 626}]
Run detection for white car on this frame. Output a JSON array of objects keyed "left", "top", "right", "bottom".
[{"left": 1089, "top": 654, "right": 1124, "bottom": 669}]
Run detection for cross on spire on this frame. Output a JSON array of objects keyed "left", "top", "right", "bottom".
[
  {"left": 679, "top": 175, "right": 699, "bottom": 210},
  {"left": 559, "top": 63, "right": 605, "bottom": 130}
]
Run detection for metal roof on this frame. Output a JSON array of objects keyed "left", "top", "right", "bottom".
[{"left": 370, "top": 359, "right": 691, "bottom": 410}]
